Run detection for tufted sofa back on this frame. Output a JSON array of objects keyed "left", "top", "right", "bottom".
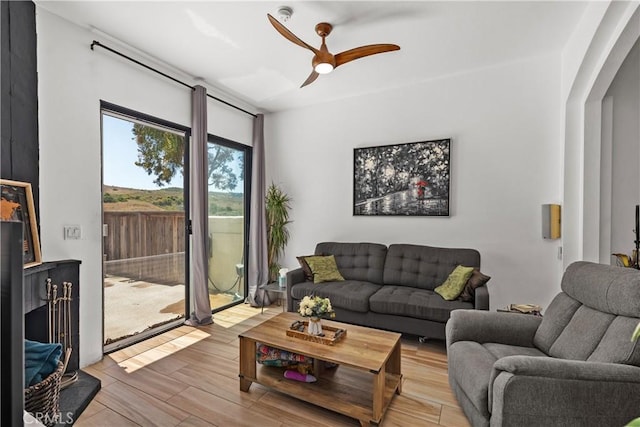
[
  {"left": 315, "top": 242, "right": 388, "bottom": 285},
  {"left": 533, "top": 261, "right": 640, "bottom": 366},
  {"left": 383, "top": 244, "right": 480, "bottom": 290}
]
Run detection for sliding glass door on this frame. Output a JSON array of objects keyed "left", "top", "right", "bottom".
[
  {"left": 206, "top": 136, "right": 251, "bottom": 312},
  {"left": 101, "top": 103, "right": 251, "bottom": 349}
]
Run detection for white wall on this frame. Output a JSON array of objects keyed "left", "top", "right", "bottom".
[
  {"left": 603, "top": 40, "right": 640, "bottom": 259},
  {"left": 36, "top": 7, "right": 254, "bottom": 366},
  {"left": 562, "top": 2, "right": 640, "bottom": 267},
  {"left": 600, "top": 95, "right": 614, "bottom": 262},
  {"left": 266, "top": 54, "right": 564, "bottom": 313}
]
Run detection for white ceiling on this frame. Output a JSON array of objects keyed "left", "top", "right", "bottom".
[{"left": 36, "top": 1, "right": 588, "bottom": 113}]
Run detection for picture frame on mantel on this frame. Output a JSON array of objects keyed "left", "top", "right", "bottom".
[
  {"left": 353, "top": 139, "right": 451, "bottom": 216},
  {"left": 0, "top": 179, "right": 42, "bottom": 267}
]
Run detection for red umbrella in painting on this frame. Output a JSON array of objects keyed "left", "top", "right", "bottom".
[{"left": 415, "top": 180, "right": 428, "bottom": 198}]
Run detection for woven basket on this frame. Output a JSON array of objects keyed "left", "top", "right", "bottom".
[{"left": 24, "top": 361, "right": 64, "bottom": 426}]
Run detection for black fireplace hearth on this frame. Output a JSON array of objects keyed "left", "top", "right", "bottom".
[
  {"left": 24, "top": 260, "right": 100, "bottom": 425},
  {"left": 24, "top": 261, "right": 81, "bottom": 372}
]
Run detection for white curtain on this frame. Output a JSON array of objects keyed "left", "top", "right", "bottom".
[
  {"left": 247, "top": 114, "right": 268, "bottom": 306},
  {"left": 185, "top": 85, "right": 213, "bottom": 326}
]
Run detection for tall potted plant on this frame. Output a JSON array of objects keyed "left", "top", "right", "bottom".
[{"left": 266, "top": 183, "right": 292, "bottom": 282}]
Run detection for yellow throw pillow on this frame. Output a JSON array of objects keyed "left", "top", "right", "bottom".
[
  {"left": 304, "top": 255, "right": 345, "bottom": 284},
  {"left": 435, "top": 265, "right": 475, "bottom": 300}
]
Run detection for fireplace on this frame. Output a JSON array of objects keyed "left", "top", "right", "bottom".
[
  {"left": 25, "top": 261, "right": 80, "bottom": 371},
  {"left": 24, "top": 260, "right": 100, "bottom": 424}
]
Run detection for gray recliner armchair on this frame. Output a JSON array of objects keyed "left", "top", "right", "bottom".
[{"left": 446, "top": 261, "right": 640, "bottom": 427}]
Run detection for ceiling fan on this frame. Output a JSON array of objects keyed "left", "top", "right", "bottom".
[{"left": 267, "top": 13, "right": 400, "bottom": 88}]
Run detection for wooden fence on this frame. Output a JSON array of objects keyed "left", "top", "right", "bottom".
[
  {"left": 103, "top": 211, "right": 185, "bottom": 285},
  {"left": 103, "top": 212, "right": 244, "bottom": 290},
  {"left": 103, "top": 211, "right": 185, "bottom": 261}
]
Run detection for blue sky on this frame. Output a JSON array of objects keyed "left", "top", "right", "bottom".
[
  {"left": 102, "top": 114, "right": 176, "bottom": 190},
  {"left": 102, "top": 114, "right": 243, "bottom": 192}
]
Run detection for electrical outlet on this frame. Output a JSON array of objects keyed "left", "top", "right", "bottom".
[{"left": 64, "top": 225, "right": 82, "bottom": 240}]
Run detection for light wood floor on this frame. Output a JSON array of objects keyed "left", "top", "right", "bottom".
[{"left": 77, "top": 303, "right": 470, "bottom": 427}]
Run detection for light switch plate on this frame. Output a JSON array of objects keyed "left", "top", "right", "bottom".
[{"left": 64, "top": 225, "right": 82, "bottom": 240}]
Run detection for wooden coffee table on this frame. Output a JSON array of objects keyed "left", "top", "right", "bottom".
[{"left": 239, "top": 312, "right": 402, "bottom": 426}]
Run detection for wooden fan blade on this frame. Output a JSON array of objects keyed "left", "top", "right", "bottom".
[
  {"left": 335, "top": 44, "right": 400, "bottom": 68},
  {"left": 267, "top": 14, "right": 319, "bottom": 54},
  {"left": 300, "top": 70, "right": 320, "bottom": 88}
]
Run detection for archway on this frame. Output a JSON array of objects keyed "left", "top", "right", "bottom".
[{"left": 563, "top": 3, "right": 640, "bottom": 267}]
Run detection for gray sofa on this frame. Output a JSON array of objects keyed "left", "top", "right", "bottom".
[
  {"left": 446, "top": 261, "right": 640, "bottom": 427},
  {"left": 286, "top": 242, "right": 488, "bottom": 340}
]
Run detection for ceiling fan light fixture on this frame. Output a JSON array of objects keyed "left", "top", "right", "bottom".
[
  {"left": 267, "top": 13, "right": 400, "bottom": 87},
  {"left": 312, "top": 51, "right": 335, "bottom": 74},
  {"left": 314, "top": 62, "right": 334, "bottom": 74}
]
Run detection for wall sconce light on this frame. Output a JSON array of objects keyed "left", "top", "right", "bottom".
[{"left": 542, "top": 204, "right": 561, "bottom": 239}]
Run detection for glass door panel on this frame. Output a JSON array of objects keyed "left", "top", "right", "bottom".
[
  {"left": 207, "top": 137, "right": 249, "bottom": 312},
  {"left": 102, "top": 111, "right": 187, "bottom": 348}
]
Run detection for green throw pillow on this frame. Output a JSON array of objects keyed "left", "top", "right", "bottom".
[
  {"left": 435, "top": 265, "right": 475, "bottom": 300},
  {"left": 304, "top": 255, "right": 345, "bottom": 284}
]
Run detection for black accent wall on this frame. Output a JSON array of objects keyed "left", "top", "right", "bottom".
[
  {"left": 1, "top": 0, "right": 39, "bottom": 218},
  {"left": 0, "top": 222, "right": 25, "bottom": 427}
]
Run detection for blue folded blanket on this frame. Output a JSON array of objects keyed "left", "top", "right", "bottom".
[{"left": 25, "top": 340, "right": 62, "bottom": 387}]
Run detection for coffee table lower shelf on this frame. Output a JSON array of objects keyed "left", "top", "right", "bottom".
[{"left": 245, "top": 364, "right": 401, "bottom": 426}]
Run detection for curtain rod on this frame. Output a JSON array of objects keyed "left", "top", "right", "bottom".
[{"left": 90, "top": 40, "right": 257, "bottom": 119}]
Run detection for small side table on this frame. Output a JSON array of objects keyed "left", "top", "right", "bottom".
[{"left": 259, "top": 282, "right": 287, "bottom": 314}]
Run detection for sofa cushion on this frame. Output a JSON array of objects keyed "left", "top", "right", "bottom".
[
  {"left": 290, "top": 280, "right": 381, "bottom": 313},
  {"left": 383, "top": 244, "right": 480, "bottom": 290},
  {"left": 315, "top": 242, "right": 387, "bottom": 285},
  {"left": 547, "top": 305, "right": 615, "bottom": 361},
  {"left": 435, "top": 265, "right": 475, "bottom": 300},
  {"left": 369, "top": 286, "right": 472, "bottom": 323},
  {"left": 561, "top": 261, "right": 640, "bottom": 317},
  {"left": 533, "top": 292, "right": 582, "bottom": 354},
  {"left": 587, "top": 316, "right": 640, "bottom": 366},
  {"left": 483, "top": 343, "right": 548, "bottom": 360},
  {"left": 304, "top": 255, "right": 345, "bottom": 283}
]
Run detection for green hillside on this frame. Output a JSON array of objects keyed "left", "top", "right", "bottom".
[{"left": 103, "top": 185, "right": 244, "bottom": 215}]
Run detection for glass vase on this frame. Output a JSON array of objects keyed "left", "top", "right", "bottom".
[{"left": 308, "top": 316, "right": 323, "bottom": 336}]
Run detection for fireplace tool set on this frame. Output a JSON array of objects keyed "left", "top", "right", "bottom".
[{"left": 46, "top": 279, "right": 78, "bottom": 388}]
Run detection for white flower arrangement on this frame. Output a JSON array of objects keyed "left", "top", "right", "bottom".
[{"left": 298, "top": 295, "right": 335, "bottom": 318}]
